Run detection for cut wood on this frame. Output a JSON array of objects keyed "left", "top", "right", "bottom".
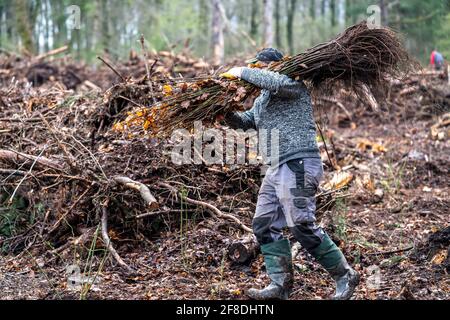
[
  {"left": 227, "top": 234, "right": 259, "bottom": 263},
  {"left": 113, "top": 176, "right": 159, "bottom": 209}
]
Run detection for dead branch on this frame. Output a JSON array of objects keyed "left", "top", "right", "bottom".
[
  {"left": 8, "top": 147, "right": 47, "bottom": 203},
  {"left": 366, "top": 245, "right": 414, "bottom": 256},
  {"left": 34, "top": 45, "right": 69, "bottom": 60},
  {"left": 101, "top": 205, "right": 134, "bottom": 273},
  {"left": 113, "top": 176, "right": 159, "bottom": 209},
  {"left": 97, "top": 56, "right": 127, "bottom": 82},
  {"left": 0, "top": 149, "right": 64, "bottom": 171},
  {"left": 157, "top": 182, "right": 252, "bottom": 233},
  {"left": 38, "top": 113, "right": 78, "bottom": 170}
]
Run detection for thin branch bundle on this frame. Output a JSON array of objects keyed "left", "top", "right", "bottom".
[{"left": 133, "top": 22, "right": 415, "bottom": 136}]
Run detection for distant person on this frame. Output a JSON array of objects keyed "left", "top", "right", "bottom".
[{"left": 430, "top": 49, "right": 445, "bottom": 71}]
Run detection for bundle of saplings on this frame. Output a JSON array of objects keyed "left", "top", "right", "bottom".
[{"left": 124, "top": 21, "right": 415, "bottom": 136}]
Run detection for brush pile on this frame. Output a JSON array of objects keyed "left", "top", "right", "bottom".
[
  {"left": 1, "top": 30, "right": 445, "bottom": 275},
  {"left": 124, "top": 22, "right": 415, "bottom": 136}
]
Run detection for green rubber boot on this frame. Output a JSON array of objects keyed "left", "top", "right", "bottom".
[
  {"left": 310, "top": 234, "right": 360, "bottom": 300},
  {"left": 247, "top": 239, "right": 294, "bottom": 300}
]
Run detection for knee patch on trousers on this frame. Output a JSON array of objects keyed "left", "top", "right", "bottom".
[
  {"left": 253, "top": 217, "right": 276, "bottom": 245},
  {"left": 289, "top": 223, "right": 322, "bottom": 251}
]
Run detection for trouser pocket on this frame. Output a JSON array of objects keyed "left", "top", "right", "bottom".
[{"left": 286, "top": 159, "right": 319, "bottom": 210}]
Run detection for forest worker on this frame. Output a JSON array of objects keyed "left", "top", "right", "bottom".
[
  {"left": 430, "top": 49, "right": 445, "bottom": 71},
  {"left": 219, "top": 48, "right": 360, "bottom": 300}
]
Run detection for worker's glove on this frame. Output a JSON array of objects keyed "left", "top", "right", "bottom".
[{"left": 220, "top": 67, "right": 244, "bottom": 80}]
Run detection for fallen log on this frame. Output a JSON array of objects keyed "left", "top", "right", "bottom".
[{"left": 227, "top": 234, "right": 259, "bottom": 264}]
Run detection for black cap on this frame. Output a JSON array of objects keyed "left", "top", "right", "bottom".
[{"left": 246, "top": 48, "right": 284, "bottom": 64}]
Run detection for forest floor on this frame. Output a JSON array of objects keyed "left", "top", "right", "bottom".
[
  {"left": 1, "top": 115, "right": 448, "bottom": 300},
  {"left": 0, "top": 51, "right": 448, "bottom": 300}
]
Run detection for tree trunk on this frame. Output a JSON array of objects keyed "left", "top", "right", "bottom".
[
  {"left": 286, "top": 0, "right": 297, "bottom": 55},
  {"left": 211, "top": 0, "right": 224, "bottom": 65},
  {"left": 275, "top": 0, "right": 282, "bottom": 48},
  {"left": 379, "top": 0, "right": 389, "bottom": 26},
  {"left": 101, "top": 0, "right": 110, "bottom": 50},
  {"left": 321, "top": 0, "right": 326, "bottom": 17},
  {"left": 15, "top": 0, "right": 34, "bottom": 53},
  {"left": 44, "top": 0, "right": 50, "bottom": 52},
  {"left": 330, "top": 0, "right": 336, "bottom": 27},
  {"left": 250, "top": 0, "right": 259, "bottom": 39},
  {"left": 310, "top": 0, "right": 316, "bottom": 20},
  {"left": 263, "top": 0, "right": 273, "bottom": 47},
  {"left": 198, "top": 0, "right": 209, "bottom": 53}
]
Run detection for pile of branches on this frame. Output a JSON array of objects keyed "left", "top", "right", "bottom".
[
  {"left": 126, "top": 22, "right": 415, "bottom": 136},
  {"left": 2, "top": 24, "right": 419, "bottom": 270},
  {"left": 0, "top": 59, "right": 348, "bottom": 271}
]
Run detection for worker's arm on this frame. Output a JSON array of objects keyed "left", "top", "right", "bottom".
[
  {"left": 221, "top": 67, "right": 304, "bottom": 98},
  {"left": 240, "top": 67, "right": 304, "bottom": 98},
  {"left": 223, "top": 107, "right": 256, "bottom": 131}
]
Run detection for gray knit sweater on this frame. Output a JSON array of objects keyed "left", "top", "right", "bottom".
[{"left": 225, "top": 67, "right": 320, "bottom": 166}]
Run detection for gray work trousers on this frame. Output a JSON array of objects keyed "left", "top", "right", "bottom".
[{"left": 253, "top": 158, "right": 325, "bottom": 251}]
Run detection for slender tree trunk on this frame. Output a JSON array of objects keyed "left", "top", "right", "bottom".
[
  {"left": 15, "top": 0, "right": 34, "bottom": 53},
  {"left": 198, "top": 0, "right": 209, "bottom": 53},
  {"left": 250, "top": 0, "right": 259, "bottom": 39},
  {"left": 330, "top": 0, "right": 336, "bottom": 27},
  {"left": 0, "top": 2, "right": 4, "bottom": 47},
  {"left": 101, "top": 0, "right": 110, "bottom": 50},
  {"left": 344, "top": 0, "right": 355, "bottom": 25},
  {"left": 275, "top": 0, "right": 282, "bottom": 48},
  {"left": 44, "top": 0, "right": 50, "bottom": 51},
  {"left": 211, "top": 0, "right": 224, "bottom": 65},
  {"left": 310, "top": 0, "right": 316, "bottom": 20},
  {"left": 379, "top": 0, "right": 389, "bottom": 26},
  {"left": 263, "top": 0, "right": 273, "bottom": 47},
  {"left": 286, "top": 0, "right": 297, "bottom": 55}
]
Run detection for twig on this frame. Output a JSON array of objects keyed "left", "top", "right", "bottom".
[
  {"left": 97, "top": 56, "right": 127, "bottom": 82},
  {"left": 38, "top": 113, "right": 77, "bottom": 171},
  {"left": 157, "top": 182, "right": 252, "bottom": 233},
  {"left": 48, "top": 187, "right": 92, "bottom": 234},
  {"left": 316, "top": 122, "right": 339, "bottom": 170},
  {"left": 8, "top": 146, "right": 47, "bottom": 204},
  {"left": 366, "top": 245, "right": 414, "bottom": 256},
  {"left": 135, "top": 209, "right": 190, "bottom": 219},
  {"left": 0, "top": 149, "right": 64, "bottom": 171},
  {"left": 139, "top": 35, "right": 157, "bottom": 104},
  {"left": 69, "top": 135, "right": 108, "bottom": 180},
  {"left": 101, "top": 204, "right": 134, "bottom": 273}
]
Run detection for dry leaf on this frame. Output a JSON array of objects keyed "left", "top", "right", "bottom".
[
  {"left": 356, "top": 138, "right": 387, "bottom": 153},
  {"left": 431, "top": 249, "right": 448, "bottom": 265},
  {"left": 163, "top": 84, "right": 173, "bottom": 96},
  {"left": 181, "top": 100, "right": 190, "bottom": 109},
  {"left": 324, "top": 171, "right": 354, "bottom": 190}
]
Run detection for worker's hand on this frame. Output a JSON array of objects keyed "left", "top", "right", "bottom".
[
  {"left": 219, "top": 67, "right": 244, "bottom": 80},
  {"left": 215, "top": 113, "right": 225, "bottom": 123}
]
